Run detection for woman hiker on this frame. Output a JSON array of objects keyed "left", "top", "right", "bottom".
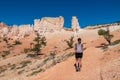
[{"left": 74, "top": 38, "right": 83, "bottom": 72}]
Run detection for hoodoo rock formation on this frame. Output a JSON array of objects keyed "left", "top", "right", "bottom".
[
  {"left": 8, "top": 25, "right": 19, "bottom": 37},
  {"left": 0, "top": 16, "right": 120, "bottom": 40},
  {"left": 0, "top": 24, "right": 33, "bottom": 39},
  {"left": 0, "top": 16, "right": 65, "bottom": 39},
  {"left": 71, "top": 16, "right": 81, "bottom": 32},
  {"left": 18, "top": 24, "right": 33, "bottom": 38},
  {"left": 0, "top": 23, "right": 10, "bottom": 37},
  {"left": 33, "top": 16, "right": 64, "bottom": 33}
]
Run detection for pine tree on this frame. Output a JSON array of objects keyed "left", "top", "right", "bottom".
[
  {"left": 98, "top": 27, "right": 114, "bottom": 44},
  {"left": 31, "top": 33, "right": 46, "bottom": 55}
]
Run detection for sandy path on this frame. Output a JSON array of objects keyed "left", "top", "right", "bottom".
[{"left": 28, "top": 47, "right": 102, "bottom": 80}]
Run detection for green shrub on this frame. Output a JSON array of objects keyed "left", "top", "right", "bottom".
[
  {"left": 29, "top": 69, "right": 43, "bottom": 76},
  {"left": 20, "top": 61, "right": 31, "bottom": 65},
  {"left": 10, "top": 64, "right": 16, "bottom": 70},
  {"left": 1, "top": 51, "right": 10, "bottom": 57},
  {"left": 50, "top": 52, "right": 56, "bottom": 59},
  {"left": 7, "top": 44, "right": 13, "bottom": 48},
  {"left": 43, "top": 58, "right": 49, "bottom": 63},
  {"left": 32, "top": 33, "right": 46, "bottom": 55},
  {"left": 111, "top": 39, "right": 120, "bottom": 45},
  {"left": 14, "top": 40, "right": 22, "bottom": 45},
  {"left": 24, "top": 48, "right": 31, "bottom": 53},
  {"left": 98, "top": 29, "right": 106, "bottom": 35},
  {"left": 3, "top": 37, "right": 8, "bottom": 43},
  {"left": 66, "top": 52, "right": 75, "bottom": 57},
  {"left": 98, "top": 29, "right": 114, "bottom": 44},
  {"left": 17, "top": 61, "right": 31, "bottom": 69},
  {"left": 65, "top": 36, "right": 74, "bottom": 48},
  {"left": 27, "top": 54, "right": 37, "bottom": 58},
  {"left": 102, "top": 46, "right": 108, "bottom": 50}
]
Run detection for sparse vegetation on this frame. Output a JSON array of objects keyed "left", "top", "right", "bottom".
[
  {"left": 27, "top": 54, "right": 37, "bottom": 58},
  {"left": 17, "top": 61, "right": 31, "bottom": 69},
  {"left": 61, "top": 52, "right": 75, "bottom": 61},
  {"left": 24, "top": 48, "right": 31, "bottom": 53},
  {"left": 43, "top": 57, "right": 50, "bottom": 63},
  {"left": 102, "top": 45, "right": 108, "bottom": 50},
  {"left": 100, "top": 39, "right": 120, "bottom": 51},
  {"left": 50, "top": 52, "right": 56, "bottom": 59},
  {"left": 65, "top": 36, "right": 74, "bottom": 48},
  {"left": 36, "top": 51, "right": 75, "bottom": 72},
  {"left": 3, "top": 37, "right": 8, "bottom": 43},
  {"left": 98, "top": 28, "right": 114, "bottom": 44},
  {"left": 111, "top": 39, "right": 120, "bottom": 45},
  {"left": 0, "top": 66, "right": 7, "bottom": 74},
  {"left": 14, "top": 40, "right": 22, "bottom": 45},
  {"left": 20, "top": 61, "right": 31, "bottom": 65},
  {"left": 30, "top": 42, "right": 34, "bottom": 49},
  {"left": 18, "top": 69, "right": 25, "bottom": 75},
  {"left": 1, "top": 50, "right": 10, "bottom": 58},
  {"left": 20, "top": 61, "right": 31, "bottom": 66},
  {"left": 7, "top": 44, "right": 13, "bottom": 48},
  {"left": 10, "top": 64, "right": 16, "bottom": 70},
  {"left": 28, "top": 69, "right": 43, "bottom": 76},
  {"left": 50, "top": 51, "right": 56, "bottom": 65},
  {"left": 31, "top": 33, "right": 46, "bottom": 56},
  {"left": 65, "top": 52, "right": 75, "bottom": 57}
]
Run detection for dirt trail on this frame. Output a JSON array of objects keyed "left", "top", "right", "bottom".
[{"left": 28, "top": 47, "right": 103, "bottom": 80}]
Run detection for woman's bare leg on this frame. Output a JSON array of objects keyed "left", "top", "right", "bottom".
[
  {"left": 78, "top": 58, "right": 82, "bottom": 68},
  {"left": 76, "top": 58, "right": 78, "bottom": 65}
]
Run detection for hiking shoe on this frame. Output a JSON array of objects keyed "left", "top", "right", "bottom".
[
  {"left": 74, "top": 64, "right": 77, "bottom": 68},
  {"left": 77, "top": 67, "right": 80, "bottom": 72},
  {"left": 74, "top": 64, "right": 78, "bottom": 72}
]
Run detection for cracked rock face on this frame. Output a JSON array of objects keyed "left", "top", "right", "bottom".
[
  {"left": 18, "top": 24, "right": 33, "bottom": 38},
  {"left": 0, "top": 22, "right": 10, "bottom": 37},
  {"left": 8, "top": 25, "right": 19, "bottom": 37},
  {"left": 0, "top": 16, "right": 82, "bottom": 39},
  {"left": 33, "top": 16, "right": 64, "bottom": 33},
  {"left": 0, "top": 23, "right": 33, "bottom": 39}
]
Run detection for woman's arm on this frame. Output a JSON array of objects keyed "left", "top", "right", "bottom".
[{"left": 75, "top": 43, "right": 77, "bottom": 51}]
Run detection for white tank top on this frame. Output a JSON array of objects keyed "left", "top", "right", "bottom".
[{"left": 76, "top": 43, "right": 83, "bottom": 53}]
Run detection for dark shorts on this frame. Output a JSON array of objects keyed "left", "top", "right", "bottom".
[{"left": 75, "top": 52, "right": 83, "bottom": 58}]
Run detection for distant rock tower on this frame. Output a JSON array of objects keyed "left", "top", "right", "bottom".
[
  {"left": 33, "top": 16, "right": 64, "bottom": 34},
  {"left": 71, "top": 16, "right": 81, "bottom": 32}
]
